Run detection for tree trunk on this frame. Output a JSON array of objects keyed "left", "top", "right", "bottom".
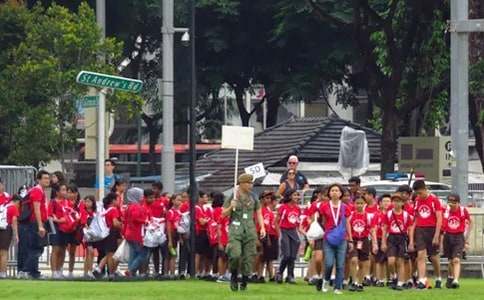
[
  {"left": 234, "top": 85, "right": 250, "bottom": 126},
  {"left": 266, "top": 93, "right": 280, "bottom": 128},
  {"left": 380, "top": 106, "right": 399, "bottom": 178}
]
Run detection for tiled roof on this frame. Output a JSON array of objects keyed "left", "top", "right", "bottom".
[{"left": 193, "top": 116, "right": 383, "bottom": 193}]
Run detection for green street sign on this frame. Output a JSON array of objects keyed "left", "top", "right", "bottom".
[
  {"left": 79, "top": 96, "right": 99, "bottom": 108},
  {"left": 76, "top": 70, "right": 143, "bottom": 93}
]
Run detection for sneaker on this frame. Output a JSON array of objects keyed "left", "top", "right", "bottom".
[
  {"left": 85, "top": 272, "right": 96, "bottom": 280},
  {"left": 376, "top": 281, "right": 385, "bottom": 288},
  {"left": 269, "top": 277, "right": 275, "bottom": 282},
  {"left": 315, "top": 278, "right": 323, "bottom": 291},
  {"left": 334, "top": 289, "right": 343, "bottom": 295},
  {"left": 240, "top": 276, "right": 248, "bottom": 291},
  {"left": 257, "top": 276, "right": 266, "bottom": 283},
  {"left": 16, "top": 271, "right": 25, "bottom": 279},
  {"left": 67, "top": 272, "right": 74, "bottom": 279},
  {"left": 321, "top": 280, "right": 329, "bottom": 293},
  {"left": 0, "top": 272, "right": 7, "bottom": 279},
  {"left": 178, "top": 274, "right": 186, "bottom": 280},
  {"left": 52, "top": 271, "right": 63, "bottom": 280},
  {"left": 250, "top": 274, "right": 258, "bottom": 283},
  {"left": 357, "top": 284, "right": 364, "bottom": 292},
  {"left": 286, "top": 276, "right": 296, "bottom": 284},
  {"left": 434, "top": 279, "right": 442, "bottom": 289},
  {"left": 446, "top": 277, "right": 453, "bottom": 289},
  {"left": 392, "top": 285, "right": 404, "bottom": 291},
  {"left": 275, "top": 273, "right": 283, "bottom": 284},
  {"left": 416, "top": 281, "right": 426, "bottom": 290},
  {"left": 92, "top": 268, "right": 102, "bottom": 279},
  {"left": 308, "top": 277, "right": 318, "bottom": 286},
  {"left": 348, "top": 283, "right": 358, "bottom": 292},
  {"left": 451, "top": 281, "right": 460, "bottom": 289},
  {"left": 230, "top": 275, "right": 239, "bottom": 292},
  {"left": 363, "top": 277, "right": 372, "bottom": 286},
  {"left": 329, "top": 278, "right": 335, "bottom": 286}
]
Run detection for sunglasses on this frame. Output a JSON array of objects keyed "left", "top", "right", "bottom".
[
  {"left": 288, "top": 162, "right": 297, "bottom": 165},
  {"left": 448, "top": 198, "right": 459, "bottom": 203}
]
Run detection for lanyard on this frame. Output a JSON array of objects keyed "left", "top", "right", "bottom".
[{"left": 330, "top": 201, "right": 341, "bottom": 226}]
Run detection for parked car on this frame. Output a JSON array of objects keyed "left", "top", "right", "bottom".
[{"left": 361, "top": 180, "right": 451, "bottom": 202}]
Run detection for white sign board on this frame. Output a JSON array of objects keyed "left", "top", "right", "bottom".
[
  {"left": 221, "top": 125, "right": 254, "bottom": 150},
  {"left": 244, "top": 163, "right": 266, "bottom": 179}
]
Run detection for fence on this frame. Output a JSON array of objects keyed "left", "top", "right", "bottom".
[{"left": 0, "top": 165, "right": 37, "bottom": 195}]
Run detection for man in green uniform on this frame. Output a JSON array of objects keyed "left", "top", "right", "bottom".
[{"left": 223, "top": 173, "right": 266, "bottom": 292}]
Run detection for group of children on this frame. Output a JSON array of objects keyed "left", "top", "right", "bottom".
[{"left": 0, "top": 173, "right": 474, "bottom": 293}]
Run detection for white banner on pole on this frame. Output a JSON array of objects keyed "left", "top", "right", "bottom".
[
  {"left": 244, "top": 163, "right": 266, "bottom": 180},
  {"left": 221, "top": 125, "right": 254, "bottom": 151}
]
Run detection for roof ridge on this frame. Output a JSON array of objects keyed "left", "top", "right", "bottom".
[{"left": 334, "top": 118, "right": 382, "bottom": 136}]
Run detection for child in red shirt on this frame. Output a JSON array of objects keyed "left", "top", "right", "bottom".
[
  {"left": 48, "top": 183, "right": 69, "bottom": 279},
  {"left": 0, "top": 194, "right": 20, "bottom": 278},
  {"left": 256, "top": 191, "right": 277, "bottom": 282},
  {"left": 143, "top": 189, "right": 165, "bottom": 276},
  {"left": 166, "top": 194, "right": 182, "bottom": 276},
  {"left": 195, "top": 191, "right": 212, "bottom": 278},
  {"left": 211, "top": 192, "right": 229, "bottom": 281},
  {"left": 382, "top": 194, "right": 414, "bottom": 290},
  {"left": 374, "top": 194, "right": 392, "bottom": 287},
  {"left": 80, "top": 195, "right": 96, "bottom": 279},
  {"left": 348, "top": 197, "right": 378, "bottom": 292},
  {"left": 275, "top": 190, "right": 301, "bottom": 284},
  {"left": 443, "top": 194, "right": 472, "bottom": 289},
  {"left": 411, "top": 180, "right": 443, "bottom": 289}
]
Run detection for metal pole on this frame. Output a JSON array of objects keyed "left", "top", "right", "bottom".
[
  {"left": 450, "top": 0, "right": 469, "bottom": 204},
  {"left": 97, "top": 91, "right": 106, "bottom": 201},
  {"left": 188, "top": 0, "right": 198, "bottom": 278},
  {"left": 136, "top": 113, "right": 142, "bottom": 177},
  {"left": 161, "top": 0, "right": 176, "bottom": 193},
  {"left": 96, "top": 0, "right": 106, "bottom": 201}
]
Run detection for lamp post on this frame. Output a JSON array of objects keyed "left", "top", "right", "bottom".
[{"left": 188, "top": 0, "right": 198, "bottom": 278}]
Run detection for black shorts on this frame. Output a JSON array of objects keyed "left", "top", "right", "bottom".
[
  {"left": 374, "top": 239, "right": 387, "bottom": 263},
  {"left": 443, "top": 233, "right": 465, "bottom": 259},
  {"left": 0, "top": 226, "right": 13, "bottom": 250},
  {"left": 101, "top": 230, "right": 119, "bottom": 253},
  {"left": 262, "top": 235, "right": 279, "bottom": 262},
  {"left": 415, "top": 227, "right": 439, "bottom": 256},
  {"left": 48, "top": 225, "right": 67, "bottom": 247},
  {"left": 61, "top": 231, "right": 80, "bottom": 246},
  {"left": 387, "top": 234, "right": 408, "bottom": 258},
  {"left": 195, "top": 232, "right": 211, "bottom": 256},
  {"left": 349, "top": 238, "right": 370, "bottom": 261},
  {"left": 314, "top": 238, "right": 324, "bottom": 251}
]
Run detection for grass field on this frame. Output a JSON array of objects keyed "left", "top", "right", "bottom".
[{"left": 0, "top": 279, "right": 483, "bottom": 300}]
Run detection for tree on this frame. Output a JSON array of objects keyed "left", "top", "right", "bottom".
[
  {"left": 0, "top": 2, "right": 133, "bottom": 167},
  {"left": 306, "top": 0, "right": 450, "bottom": 177}
]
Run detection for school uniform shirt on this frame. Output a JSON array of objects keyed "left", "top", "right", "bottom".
[
  {"left": 318, "top": 201, "right": 351, "bottom": 232},
  {"left": 382, "top": 210, "right": 413, "bottom": 235},
  {"left": 212, "top": 207, "right": 229, "bottom": 246},
  {"left": 364, "top": 203, "right": 379, "bottom": 224},
  {"left": 443, "top": 206, "right": 470, "bottom": 234},
  {"left": 166, "top": 207, "right": 182, "bottom": 234},
  {"left": 195, "top": 204, "right": 209, "bottom": 234},
  {"left": 278, "top": 203, "right": 301, "bottom": 230},
  {"left": 0, "top": 192, "right": 10, "bottom": 205},
  {"left": 306, "top": 201, "right": 323, "bottom": 217},
  {"left": 124, "top": 203, "right": 148, "bottom": 244},
  {"left": 79, "top": 207, "right": 94, "bottom": 227},
  {"left": 349, "top": 210, "right": 374, "bottom": 239},
  {"left": 179, "top": 201, "right": 190, "bottom": 214},
  {"left": 260, "top": 206, "right": 277, "bottom": 236},
  {"left": 414, "top": 193, "right": 442, "bottom": 228},
  {"left": 300, "top": 207, "right": 311, "bottom": 233},
  {"left": 29, "top": 185, "right": 48, "bottom": 223},
  {"left": 48, "top": 199, "right": 68, "bottom": 220},
  {"left": 7, "top": 204, "right": 19, "bottom": 225},
  {"left": 374, "top": 211, "right": 385, "bottom": 239},
  {"left": 104, "top": 207, "right": 121, "bottom": 229},
  {"left": 143, "top": 198, "right": 166, "bottom": 219}
]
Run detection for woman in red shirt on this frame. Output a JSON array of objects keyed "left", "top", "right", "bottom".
[
  {"left": 275, "top": 190, "right": 301, "bottom": 284},
  {"left": 124, "top": 187, "right": 149, "bottom": 277},
  {"left": 0, "top": 194, "right": 20, "bottom": 278},
  {"left": 166, "top": 193, "right": 182, "bottom": 276},
  {"left": 257, "top": 190, "right": 278, "bottom": 283},
  {"left": 80, "top": 195, "right": 97, "bottom": 279},
  {"left": 64, "top": 184, "right": 82, "bottom": 279},
  {"left": 48, "top": 183, "right": 69, "bottom": 279}
]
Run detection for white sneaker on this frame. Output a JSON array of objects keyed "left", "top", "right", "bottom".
[
  {"left": 334, "top": 289, "right": 343, "bottom": 295},
  {"left": 67, "top": 272, "right": 74, "bottom": 279},
  {"left": 16, "top": 271, "right": 25, "bottom": 279},
  {"left": 322, "top": 280, "right": 329, "bottom": 293},
  {"left": 0, "top": 272, "right": 7, "bottom": 279}
]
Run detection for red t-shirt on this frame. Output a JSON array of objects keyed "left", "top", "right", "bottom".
[
  {"left": 318, "top": 201, "right": 351, "bottom": 232},
  {"left": 124, "top": 203, "right": 148, "bottom": 244},
  {"left": 213, "top": 207, "right": 229, "bottom": 246},
  {"left": 7, "top": 204, "right": 19, "bottom": 225},
  {"left": 414, "top": 193, "right": 442, "bottom": 228},
  {"left": 278, "top": 203, "right": 301, "bottom": 230},
  {"left": 79, "top": 207, "right": 94, "bottom": 227},
  {"left": 383, "top": 210, "right": 413, "bottom": 235},
  {"left": 300, "top": 207, "right": 311, "bottom": 233},
  {"left": 349, "top": 210, "right": 374, "bottom": 239},
  {"left": 144, "top": 199, "right": 166, "bottom": 219},
  {"left": 48, "top": 199, "right": 68, "bottom": 220},
  {"left": 0, "top": 192, "right": 10, "bottom": 206},
  {"left": 29, "top": 185, "right": 48, "bottom": 222},
  {"left": 374, "top": 211, "right": 385, "bottom": 239},
  {"left": 195, "top": 204, "right": 210, "bottom": 233},
  {"left": 364, "top": 203, "right": 379, "bottom": 224},
  {"left": 261, "top": 206, "right": 277, "bottom": 236},
  {"left": 306, "top": 201, "right": 322, "bottom": 217},
  {"left": 104, "top": 207, "right": 120, "bottom": 229},
  {"left": 180, "top": 201, "right": 190, "bottom": 213},
  {"left": 443, "top": 206, "right": 470, "bottom": 234},
  {"left": 166, "top": 208, "right": 182, "bottom": 233}
]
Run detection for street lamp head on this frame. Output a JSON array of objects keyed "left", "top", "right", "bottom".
[{"left": 181, "top": 31, "right": 190, "bottom": 47}]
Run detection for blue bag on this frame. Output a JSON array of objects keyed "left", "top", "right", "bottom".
[{"left": 325, "top": 205, "right": 346, "bottom": 247}]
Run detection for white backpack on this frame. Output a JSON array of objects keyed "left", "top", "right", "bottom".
[
  {"left": 83, "top": 207, "right": 112, "bottom": 242},
  {"left": 0, "top": 204, "right": 10, "bottom": 230}
]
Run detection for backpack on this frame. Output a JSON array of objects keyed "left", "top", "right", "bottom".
[
  {"left": 325, "top": 205, "right": 347, "bottom": 247},
  {"left": 177, "top": 212, "right": 190, "bottom": 234},
  {"left": 18, "top": 190, "right": 35, "bottom": 223},
  {"left": 0, "top": 203, "right": 12, "bottom": 230},
  {"left": 83, "top": 207, "right": 112, "bottom": 242},
  {"left": 143, "top": 217, "right": 166, "bottom": 248}
]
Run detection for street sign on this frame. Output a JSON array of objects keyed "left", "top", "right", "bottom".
[
  {"left": 79, "top": 96, "right": 99, "bottom": 108},
  {"left": 76, "top": 71, "right": 143, "bottom": 93}
]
